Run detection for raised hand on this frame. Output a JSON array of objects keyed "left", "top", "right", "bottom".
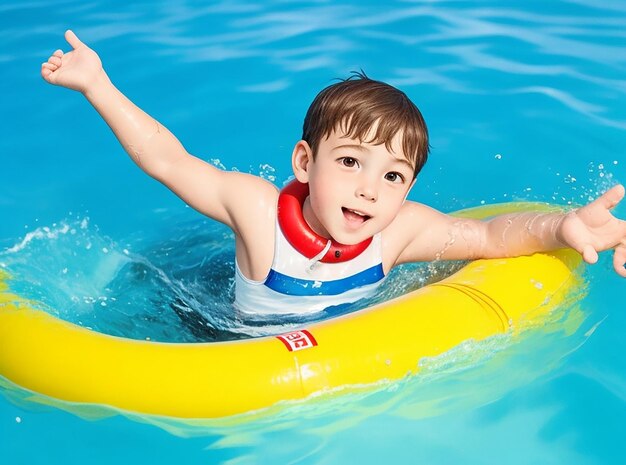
[
  {"left": 41, "top": 30, "right": 104, "bottom": 93},
  {"left": 558, "top": 184, "right": 626, "bottom": 276}
]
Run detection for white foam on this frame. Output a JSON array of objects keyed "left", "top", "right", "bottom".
[{"left": 4, "top": 223, "right": 71, "bottom": 254}]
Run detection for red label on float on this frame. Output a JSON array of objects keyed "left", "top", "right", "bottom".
[{"left": 276, "top": 330, "right": 318, "bottom": 352}]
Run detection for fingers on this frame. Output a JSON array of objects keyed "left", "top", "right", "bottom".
[
  {"left": 41, "top": 62, "right": 57, "bottom": 82},
  {"left": 41, "top": 31, "right": 74, "bottom": 83},
  {"left": 65, "top": 29, "right": 84, "bottom": 50},
  {"left": 583, "top": 241, "right": 626, "bottom": 278},
  {"left": 614, "top": 244, "right": 626, "bottom": 278},
  {"left": 41, "top": 64, "right": 52, "bottom": 80},
  {"left": 48, "top": 53, "right": 63, "bottom": 67},
  {"left": 41, "top": 54, "right": 60, "bottom": 82},
  {"left": 582, "top": 244, "right": 599, "bottom": 264},
  {"left": 597, "top": 184, "right": 625, "bottom": 210},
  {"left": 41, "top": 49, "right": 63, "bottom": 79}
]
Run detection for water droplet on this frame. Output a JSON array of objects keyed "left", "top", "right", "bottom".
[
  {"left": 495, "top": 154, "right": 502, "bottom": 160},
  {"left": 210, "top": 158, "right": 226, "bottom": 170},
  {"left": 15, "top": 417, "right": 21, "bottom": 424}
]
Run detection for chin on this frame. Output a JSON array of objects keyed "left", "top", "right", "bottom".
[
  {"left": 331, "top": 229, "right": 373, "bottom": 246},
  {"left": 333, "top": 236, "right": 361, "bottom": 246}
]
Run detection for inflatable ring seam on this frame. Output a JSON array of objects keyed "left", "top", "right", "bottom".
[{"left": 432, "top": 283, "right": 510, "bottom": 331}]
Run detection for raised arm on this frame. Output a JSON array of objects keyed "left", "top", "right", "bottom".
[
  {"left": 41, "top": 30, "right": 181, "bottom": 178},
  {"left": 391, "top": 184, "right": 626, "bottom": 277},
  {"left": 41, "top": 30, "right": 277, "bottom": 233}
]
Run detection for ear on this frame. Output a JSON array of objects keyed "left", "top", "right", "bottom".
[{"left": 291, "top": 140, "right": 314, "bottom": 183}]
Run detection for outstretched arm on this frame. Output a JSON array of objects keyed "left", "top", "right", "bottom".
[
  {"left": 393, "top": 184, "right": 626, "bottom": 277},
  {"left": 41, "top": 30, "right": 276, "bottom": 232}
]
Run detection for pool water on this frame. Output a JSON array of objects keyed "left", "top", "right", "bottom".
[{"left": 1, "top": 0, "right": 625, "bottom": 463}]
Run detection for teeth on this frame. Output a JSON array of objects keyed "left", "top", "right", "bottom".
[{"left": 348, "top": 209, "right": 367, "bottom": 217}]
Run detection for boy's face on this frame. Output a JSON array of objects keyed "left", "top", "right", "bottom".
[{"left": 293, "top": 128, "right": 415, "bottom": 245}]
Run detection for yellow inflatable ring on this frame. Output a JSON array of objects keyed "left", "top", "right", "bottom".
[{"left": 0, "top": 203, "right": 583, "bottom": 419}]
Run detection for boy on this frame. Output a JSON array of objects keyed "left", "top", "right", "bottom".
[{"left": 41, "top": 30, "right": 626, "bottom": 315}]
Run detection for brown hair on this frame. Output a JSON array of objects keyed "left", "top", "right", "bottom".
[{"left": 302, "top": 72, "right": 429, "bottom": 177}]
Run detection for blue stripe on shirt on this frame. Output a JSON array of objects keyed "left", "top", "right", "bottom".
[{"left": 264, "top": 264, "right": 384, "bottom": 296}]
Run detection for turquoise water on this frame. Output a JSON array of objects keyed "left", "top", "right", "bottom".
[{"left": 1, "top": 0, "right": 626, "bottom": 463}]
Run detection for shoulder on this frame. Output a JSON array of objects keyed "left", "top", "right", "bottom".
[
  {"left": 380, "top": 200, "right": 451, "bottom": 271},
  {"left": 222, "top": 171, "right": 279, "bottom": 196},
  {"left": 227, "top": 174, "right": 279, "bottom": 280},
  {"left": 224, "top": 172, "right": 279, "bottom": 232}
]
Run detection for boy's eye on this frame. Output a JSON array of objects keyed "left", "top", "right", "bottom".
[
  {"left": 340, "top": 157, "right": 358, "bottom": 168},
  {"left": 385, "top": 172, "right": 404, "bottom": 183}
]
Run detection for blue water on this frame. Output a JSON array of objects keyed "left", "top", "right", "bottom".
[{"left": 1, "top": 0, "right": 626, "bottom": 463}]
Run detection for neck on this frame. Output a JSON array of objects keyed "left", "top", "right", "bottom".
[{"left": 301, "top": 196, "right": 331, "bottom": 240}]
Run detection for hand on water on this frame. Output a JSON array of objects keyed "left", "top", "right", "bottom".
[{"left": 558, "top": 184, "right": 626, "bottom": 277}]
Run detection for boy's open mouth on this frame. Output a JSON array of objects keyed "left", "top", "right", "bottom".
[{"left": 342, "top": 207, "right": 371, "bottom": 224}]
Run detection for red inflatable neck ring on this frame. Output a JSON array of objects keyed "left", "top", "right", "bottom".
[{"left": 277, "top": 180, "right": 372, "bottom": 264}]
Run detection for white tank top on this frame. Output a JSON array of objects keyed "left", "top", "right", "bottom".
[{"left": 234, "top": 220, "right": 385, "bottom": 315}]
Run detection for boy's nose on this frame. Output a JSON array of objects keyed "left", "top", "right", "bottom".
[{"left": 356, "top": 185, "right": 377, "bottom": 202}]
